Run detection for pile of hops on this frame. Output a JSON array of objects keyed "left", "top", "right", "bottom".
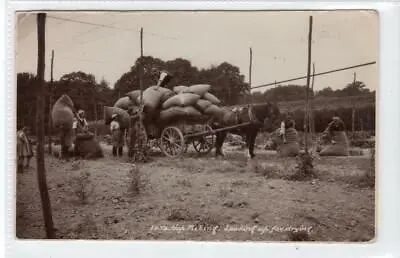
[{"left": 114, "top": 84, "right": 226, "bottom": 124}]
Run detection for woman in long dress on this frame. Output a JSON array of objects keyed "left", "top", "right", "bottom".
[{"left": 17, "top": 126, "right": 33, "bottom": 171}]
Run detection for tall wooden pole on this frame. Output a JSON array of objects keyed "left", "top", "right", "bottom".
[
  {"left": 131, "top": 26, "right": 148, "bottom": 162},
  {"left": 36, "top": 13, "right": 56, "bottom": 239},
  {"left": 248, "top": 47, "right": 253, "bottom": 104},
  {"left": 310, "top": 62, "right": 316, "bottom": 138},
  {"left": 304, "top": 16, "right": 313, "bottom": 153},
  {"left": 140, "top": 27, "right": 144, "bottom": 103},
  {"left": 351, "top": 72, "right": 356, "bottom": 139},
  {"left": 48, "top": 50, "right": 54, "bottom": 154},
  {"left": 93, "top": 97, "right": 98, "bottom": 136}
]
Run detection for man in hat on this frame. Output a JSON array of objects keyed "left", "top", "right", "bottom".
[
  {"left": 154, "top": 70, "right": 173, "bottom": 90},
  {"left": 110, "top": 113, "right": 125, "bottom": 157}
]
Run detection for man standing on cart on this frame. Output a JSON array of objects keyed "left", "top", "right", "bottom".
[{"left": 154, "top": 70, "right": 173, "bottom": 90}]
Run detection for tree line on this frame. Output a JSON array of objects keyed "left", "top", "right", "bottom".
[{"left": 17, "top": 55, "right": 376, "bottom": 134}]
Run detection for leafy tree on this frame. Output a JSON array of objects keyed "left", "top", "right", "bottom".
[
  {"left": 316, "top": 86, "right": 335, "bottom": 97},
  {"left": 339, "top": 81, "right": 370, "bottom": 96},
  {"left": 17, "top": 72, "right": 37, "bottom": 129}
]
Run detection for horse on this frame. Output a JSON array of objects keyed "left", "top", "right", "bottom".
[{"left": 212, "top": 102, "right": 281, "bottom": 159}]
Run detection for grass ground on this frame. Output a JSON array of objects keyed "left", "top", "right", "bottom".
[{"left": 16, "top": 143, "right": 375, "bottom": 242}]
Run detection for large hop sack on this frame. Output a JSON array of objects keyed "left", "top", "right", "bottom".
[
  {"left": 114, "top": 96, "right": 135, "bottom": 110},
  {"left": 173, "top": 85, "right": 188, "bottom": 94},
  {"left": 319, "top": 131, "right": 350, "bottom": 156},
  {"left": 195, "top": 99, "right": 212, "bottom": 112},
  {"left": 57, "top": 94, "right": 74, "bottom": 109},
  {"left": 203, "top": 92, "right": 221, "bottom": 105},
  {"left": 204, "top": 104, "right": 225, "bottom": 121},
  {"left": 160, "top": 88, "right": 176, "bottom": 103},
  {"left": 104, "top": 106, "right": 131, "bottom": 129},
  {"left": 74, "top": 138, "right": 104, "bottom": 159},
  {"left": 52, "top": 94, "right": 75, "bottom": 129},
  {"left": 161, "top": 93, "right": 201, "bottom": 109},
  {"left": 159, "top": 106, "right": 202, "bottom": 121},
  {"left": 276, "top": 128, "right": 300, "bottom": 157},
  {"left": 182, "top": 84, "right": 211, "bottom": 97},
  {"left": 126, "top": 90, "right": 141, "bottom": 105},
  {"left": 142, "top": 85, "right": 170, "bottom": 112}
]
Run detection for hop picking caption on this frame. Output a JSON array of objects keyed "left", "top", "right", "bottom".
[{"left": 150, "top": 224, "right": 313, "bottom": 235}]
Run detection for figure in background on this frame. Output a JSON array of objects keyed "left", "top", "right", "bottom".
[
  {"left": 110, "top": 114, "right": 125, "bottom": 157},
  {"left": 72, "top": 109, "right": 89, "bottom": 135},
  {"left": 154, "top": 70, "right": 173, "bottom": 90},
  {"left": 279, "top": 113, "right": 295, "bottom": 144},
  {"left": 17, "top": 126, "right": 34, "bottom": 172},
  {"left": 319, "top": 116, "right": 349, "bottom": 156},
  {"left": 322, "top": 116, "right": 346, "bottom": 144}
]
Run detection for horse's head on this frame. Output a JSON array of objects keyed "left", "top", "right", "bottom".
[{"left": 251, "top": 102, "right": 281, "bottom": 132}]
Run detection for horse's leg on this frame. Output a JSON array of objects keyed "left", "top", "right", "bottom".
[
  {"left": 246, "top": 129, "right": 258, "bottom": 159},
  {"left": 249, "top": 130, "right": 258, "bottom": 159},
  {"left": 215, "top": 131, "right": 227, "bottom": 157}
]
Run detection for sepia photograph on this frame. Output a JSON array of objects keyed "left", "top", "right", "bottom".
[{"left": 15, "top": 10, "right": 377, "bottom": 242}]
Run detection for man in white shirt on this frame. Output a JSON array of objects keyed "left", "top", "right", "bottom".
[{"left": 154, "top": 70, "right": 173, "bottom": 90}]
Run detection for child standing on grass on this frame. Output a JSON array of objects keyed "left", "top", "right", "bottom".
[
  {"left": 110, "top": 114, "right": 124, "bottom": 157},
  {"left": 17, "top": 126, "right": 33, "bottom": 172}
]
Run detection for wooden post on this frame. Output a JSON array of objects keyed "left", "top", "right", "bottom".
[
  {"left": 352, "top": 107, "right": 355, "bottom": 139},
  {"left": 139, "top": 28, "right": 144, "bottom": 103},
  {"left": 131, "top": 27, "right": 148, "bottom": 162},
  {"left": 310, "top": 62, "right": 316, "bottom": 138},
  {"left": 36, "top": 13, "right": 56, "bottom": 239},
  {"left": 93, "top": 97, "right": 98, "bottom": 137},
  {"left": 353, "top": 72, "right": 356, "bottom": 84},
  {"left": 248, "top": 47, "right": 253, "bottom": 104},
  {"left": 304, "top": 16, "right": 313, "bottom": 153},
  {"left": 140, "top": 27, "right": 144, "bottom": 57},
  {"left": 48, "top": 49, "right": 54, "bottom": 154}
]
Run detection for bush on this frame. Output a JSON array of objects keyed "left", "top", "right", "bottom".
[
  {"left": 69, "top": 171, "right": 95, "bottom": 204},
  {"left": 127, "top": 165, "right": 142, "bottom": 196},
  {"left": 287, "top": 151, "right": 317, "bottom": 181}
]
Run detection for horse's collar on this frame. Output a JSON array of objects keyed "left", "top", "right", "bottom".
[{"left": 248, "top": 106, "right": 262, "bottom": 125}]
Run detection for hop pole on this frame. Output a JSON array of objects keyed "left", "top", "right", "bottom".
[
  {"left": 36, "top": 12, "right": 56, "bottom": 239},
  {"left": 304, "top": 16, "right": 313, "bottom": 154}
]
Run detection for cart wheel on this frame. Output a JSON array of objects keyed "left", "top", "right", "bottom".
[
  {"left": 160, "top": 126, "right": 185, "bottom": 158},
  {"left": 192, "top": 124, "right": 215, "bottom": 155}
]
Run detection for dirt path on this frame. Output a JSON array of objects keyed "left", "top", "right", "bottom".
[{"left": 16, "top": 144, "right": 375, "bottom": 241}]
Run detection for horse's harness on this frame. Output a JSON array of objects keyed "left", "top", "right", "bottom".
[
  {"left": 231, "top": 105, "right": 263, "bottom": 126},
  {"left": 248, "top": 105, "right": 263, "bottom": 125}
]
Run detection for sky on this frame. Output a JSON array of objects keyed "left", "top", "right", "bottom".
[{"left": 16, "top": 11, "right": 378, "bottom": 92}]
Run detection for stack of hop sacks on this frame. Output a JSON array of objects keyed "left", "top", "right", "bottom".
[
  {"left": 105, "top": 84, "right": 225, "bottom": 126},
  {"left": 159, "top": 84, "right": 223, "bottom": 122}
]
